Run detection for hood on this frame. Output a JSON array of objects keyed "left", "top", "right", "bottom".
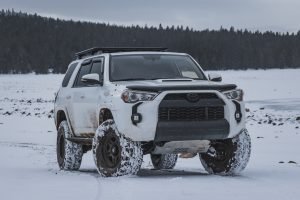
[{"left": 114, "top": 79, "right": 237, "bottom": 92}]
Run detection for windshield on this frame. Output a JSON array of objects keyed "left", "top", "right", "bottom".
[{"left": 110, "top": 54, "right": 206, "bottom": 81}]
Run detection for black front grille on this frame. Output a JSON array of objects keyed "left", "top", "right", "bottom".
[
  {"left": 159, "top": 106, "right": 224, "bottom": 121},
  {"left": 163, "top": 93, "right": 219, "bottom": 101},
  {"left": 158, "top": 93, "right": 225, "bottom": 122}
]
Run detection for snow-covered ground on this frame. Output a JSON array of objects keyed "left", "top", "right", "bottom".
[{"left": 0, "top": 69, "right": 299, "bottom": 200}]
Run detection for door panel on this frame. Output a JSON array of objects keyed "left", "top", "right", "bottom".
[
  {"left": 69, "top": 57, "right": 104, "bottom": 136},
  {"left": 71, "top": 87, "right": 101, "bottom": 135}
]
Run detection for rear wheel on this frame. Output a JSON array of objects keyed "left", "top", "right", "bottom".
[
  {"left": 199, "top": 129, "right": 251, "bottom": 175},
  {"left": 92, "top": 120, "right": 143, "bottom": 177},
  {"left": 151, "top": 154, "right": 178, "bottom": 169},
  {"left": 56, "top": 120, "right": 83, "bottom": 170}
]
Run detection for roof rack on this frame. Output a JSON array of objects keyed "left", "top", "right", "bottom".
[{"left": 75, "top": 47, "right": 168, "bottom": 59}]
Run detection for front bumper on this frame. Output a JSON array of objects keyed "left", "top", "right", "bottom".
[{"left": 111, "top": 90, "right": 246, "bottom": 142}]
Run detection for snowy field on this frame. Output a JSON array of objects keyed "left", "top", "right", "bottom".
[{"left": 0, "top": 69, "right": 300, "bottom": 200}]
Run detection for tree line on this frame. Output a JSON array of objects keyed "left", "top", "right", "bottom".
[{"left": 0, "top": 10, "right": 300, "bottom": 74}]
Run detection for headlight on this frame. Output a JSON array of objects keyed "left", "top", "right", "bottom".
[
  {"left": 121, "top": 90, "right": 158, "bottom": 103},
  {"left": 223, "top": 89, "right": 243, "bottom": 101}
]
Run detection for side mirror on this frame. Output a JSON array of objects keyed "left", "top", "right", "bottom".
[
  {"left": 208, "top": 73, "right": 222, "bottom": 82},
  {"left": 81, "top": 73, "right": 102, "bottom": 85}
]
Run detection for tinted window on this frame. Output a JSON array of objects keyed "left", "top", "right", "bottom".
[
  {"left": 90, "top": 61, "right": 102, "bottom": 79},
  {"left": 74, "top": 63, "right": 92, "bottom": 87},
  {"left": 110, "top": 54, "right": 206, "bottom": 81},
  {"left": 62, "top": 62, "right": 78, "bottom": 87}
]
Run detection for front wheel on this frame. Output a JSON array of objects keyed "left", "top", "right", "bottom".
[
  {"left": 92, "top": 120, "right": 143, "bottom": 177},
  {"left": 199, "top": 129, "right": 251, "bottom": 175}
]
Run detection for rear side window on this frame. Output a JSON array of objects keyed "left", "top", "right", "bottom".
[{"left": 62, "top": 62, "right": 78, "bottom": 87}]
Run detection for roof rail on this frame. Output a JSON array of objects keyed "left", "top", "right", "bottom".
[{"left": 75, "top": 47, "right": 168, "bottom": 59}]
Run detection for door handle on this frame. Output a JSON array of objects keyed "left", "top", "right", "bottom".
[{"left": 66, "top": 96, "right": 71, "bottom": 100}]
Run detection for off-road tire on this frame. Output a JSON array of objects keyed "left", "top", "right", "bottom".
[
  {"left": 151, "top": 154, "right": 178, "bottom": 169},
  {"left": 92, "top": 119, "right": 143, "bottom": 177},
  {"left": 199, "top": 129, "right": 251, "bottom": 175},
  {"left": 56, "top": 120, "right": 83, "bottom": 170}
]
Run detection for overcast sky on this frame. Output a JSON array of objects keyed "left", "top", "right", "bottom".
[{"left": 1, "top": 0, "right": 299, "bottom": 33}]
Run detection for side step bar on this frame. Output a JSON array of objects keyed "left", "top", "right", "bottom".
[{"left": 67, "top": 137, "right": 93, "bottom": 145}]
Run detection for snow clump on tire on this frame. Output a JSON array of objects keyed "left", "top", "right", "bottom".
[
  {"left": 57, "top": 120, "right": 83, "bottom": 170},
  {"left": 200, "top": 129, "right": 251, "bottom": 176},
  {"left": 92, "top": 119, "right": 143, "bottom": 177},
  {"left": 151, "top": 153, "right": 178, "bottom": 169}
]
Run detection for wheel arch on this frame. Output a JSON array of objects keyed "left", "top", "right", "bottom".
[
  {"left": 56, "top": 110, "right": 67, "bottom": 130},
  {"left": 99, "top": 108, "right": 114, "bottom": 125},
  {"left": 56, "top": 109, "right": 76, "bottom": 137}
]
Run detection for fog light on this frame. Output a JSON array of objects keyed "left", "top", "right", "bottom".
[
  {"left": 131, "top": 113, "right": 142, "bottom": 124},
  {"left": 235, "top": 111, "right": 242, "bottom": 122},
  {"left": 232, "top": 100, "right": 242, "bottom": 123}
]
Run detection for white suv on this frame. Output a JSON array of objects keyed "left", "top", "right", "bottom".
[{"left": 54, "top": 47, "right": 251, "bottom": 177}]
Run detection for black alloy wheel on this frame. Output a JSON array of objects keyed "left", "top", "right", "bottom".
[
  {"left": 97, "top": 131, "right": 121, "bottom": 170},
  {"left": 201, "top": 140, "right": 236, "bottom": 173}
]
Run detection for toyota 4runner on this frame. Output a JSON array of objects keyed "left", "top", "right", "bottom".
[{"left": 54, "top": 47, "right": 251, "bottom": 177}]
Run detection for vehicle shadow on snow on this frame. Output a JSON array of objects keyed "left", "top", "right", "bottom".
[
  {"left": 67, "top": 167, "right": 254, "bottom": 180},
  {"left": 76, "top": 168, "right": 209, "bottom": 178},
  {"left": 137, "top": 168, "right": 209, "bottom": 177}
]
